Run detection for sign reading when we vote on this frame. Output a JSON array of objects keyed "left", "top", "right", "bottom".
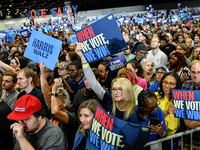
[
  {"left": 24, "top": 29, "right": 62, "bottom": 70},
  {"left": 172, "top": 90, "right": 200, "bottom": 121},
  {"left": 76, "top": 14, "right": 128, "bottom": 63},
  {"left": 88, "top": 105, "right": 150, "bottom": 150}
]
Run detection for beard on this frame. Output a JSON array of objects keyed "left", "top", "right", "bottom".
[
  {"left": 24, "top": 120, "right": 40, "bottom": 134},
  {"left": 160, "top": 46, "right": 166, "bottom": 51},
  {"left": 139, "top": 54, "right": 145, "bottom": 60}
]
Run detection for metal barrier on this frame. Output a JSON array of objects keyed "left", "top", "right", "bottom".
[{"left": 144, "top": 126, "right": 200, "bottom": 150}]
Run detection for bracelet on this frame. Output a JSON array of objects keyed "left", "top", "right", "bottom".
[{"left": 82, "top": 63, "right": 89, "bottom": 68}]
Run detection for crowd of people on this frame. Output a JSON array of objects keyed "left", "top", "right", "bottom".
[{"left": 0, "top": 4, "right": 200, "bottom": 150}]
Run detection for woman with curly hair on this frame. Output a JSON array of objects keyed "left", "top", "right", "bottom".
[{"left": 168, "top": 52, "right": 190, "bottom": 83}]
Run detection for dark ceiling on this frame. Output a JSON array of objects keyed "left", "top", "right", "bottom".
[{"left": 0, "top": 0, "right": 190, "bottom": 19}]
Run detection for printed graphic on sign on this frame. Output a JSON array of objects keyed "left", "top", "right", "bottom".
[
  {"left": 76, "top": 14, "right": 128, "bottom": 63},
  {"left": 24, "top": 29, "right": 62, "bottom": 70},
  {"left": 108, "top": 55, "right": 126, "bottom": 74},
  {"left": 21, "top": 29, "right": 30, "bottom": 39},
  {"left": 0, "top": 31, "right": 7, "bottom": 39},
  {"left": 172, "top": 90, "right": 200, "bottom": 121},
  {"left": 88, "top": 105, "right": 150, "bottom": 150}
]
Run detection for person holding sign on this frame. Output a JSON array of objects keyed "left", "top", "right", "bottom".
[
  {"left": 73, "top": 99, "right": 101, "bottom": 150},
  {"left": 155, "top": 72, "right": 182, "bottom": 150},
  {"left": 75, "top": 43, "right": 138, "bottom": 123}
]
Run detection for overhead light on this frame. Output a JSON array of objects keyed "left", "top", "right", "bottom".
[
  {"left": 9, "top": 5, "right": 12, "bottom": 7},
  {"left": 7, "top": 9, "right": 9, "bottom": 11}
]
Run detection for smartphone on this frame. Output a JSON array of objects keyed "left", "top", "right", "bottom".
[{"left": 150, "top": 118, "right": 160, "bottom": 126}]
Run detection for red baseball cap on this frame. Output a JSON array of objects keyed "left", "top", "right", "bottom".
[{"left": 7, "top": 94, "right": 42, "bottom": 121}]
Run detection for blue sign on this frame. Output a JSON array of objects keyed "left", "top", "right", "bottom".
[
  {"left": 181, "top": 13, "right": 188, "bottom": 22},
  {"left": 70, "top": 35, "right": 78, "bottom": 43},
  {"left": 124, "top": 18, "right": 130, "bottom": 24},
  {"left": 135, "top": 18, "right": 145, "bottom": 24},
  {"left": 0, "top": 31, "right": 7, "bottom": 39},
  {"left": 24, "top": 29, "right": 62, "bottom": 70},
  {"left": 21, "top": 29, "right": 30, "bottom": 39},
  {"left": 108, "top": 55, "right": 126, "bottom": 74},
  {"left": 88, "top": 105, "right": 150, "bottom": 150},
  {"left": 192, "top": 15, "right": 200, "bottom": 22},
  {"left": 6, "top": 30, "right": 16, "bottom": 42},
  {"left": 172, "top": 90, "right": 200, "bottom": 121},
  {"left": 171, "top": 15, "right": 179, "bottom": 22},
  {"left": 73, "top": 24, "right": 82, "bottom": 31},
  {"left": 75, "top": 14, "right": 128, "bottom": 63},
  {"left": 117, "top": 17, "right": 124, "bottom": 23}
]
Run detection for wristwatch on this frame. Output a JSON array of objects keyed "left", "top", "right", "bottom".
[{"left": 51, "top": 93, "right": 58, "bottom": 97}]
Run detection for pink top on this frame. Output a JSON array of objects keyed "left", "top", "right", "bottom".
[{"left": 138, "top": 76, "right": 147, "bottom": 90}]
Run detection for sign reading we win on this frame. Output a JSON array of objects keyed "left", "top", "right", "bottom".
[
  {"left": 172, "top": 90, "right": 200, "bottom": 121},
  {"left": 75, "top": 14, "right": 128, "bottom": 64}
]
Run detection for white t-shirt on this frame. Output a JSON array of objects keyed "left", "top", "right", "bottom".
[{"left": 147, "top": 49, "right": 168, "bottom": 73}]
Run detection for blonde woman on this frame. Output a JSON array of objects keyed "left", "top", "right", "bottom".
[
  {"left": 75, "top": 43, "right": 138, "bottom": 123},
  {"left": 189, "top": 47, "right": 200, "bottom": 62}
]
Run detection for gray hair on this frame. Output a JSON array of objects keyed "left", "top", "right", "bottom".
[{"left": 140, "top": 58, "right": 154, "bottom": 68}]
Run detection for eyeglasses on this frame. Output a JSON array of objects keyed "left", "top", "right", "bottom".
[
  {"left": 163, "top": 80, "right": 176, "bottom": 87},
  {"left": 139, "top": 52, "right": 148, "bottom": 55},
  {"left": 68, "top": 69, "right": 77, "bottom": 73},
  {"left": 151, "top": 41, "right": 159, "bottom": 43},
  {"left": 191, "top": 71, "right": 200, "bottom": 75},
  {"left": 156, "top": 71, "right": 166, "bottom": 75},
  {"left": 144, "top": 101, "right": 160, "bottom": 112},
  {"left": 111, "top": 88, "right": 122, "bottom": 93}
]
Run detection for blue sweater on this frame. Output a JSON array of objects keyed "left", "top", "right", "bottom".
[{"left": 136, "top": 105, "right": 167, "bottom": 141}]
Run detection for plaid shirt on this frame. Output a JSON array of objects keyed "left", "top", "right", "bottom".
[{"left": 182, "top": 80, "right": 200, "bottom": 90}]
